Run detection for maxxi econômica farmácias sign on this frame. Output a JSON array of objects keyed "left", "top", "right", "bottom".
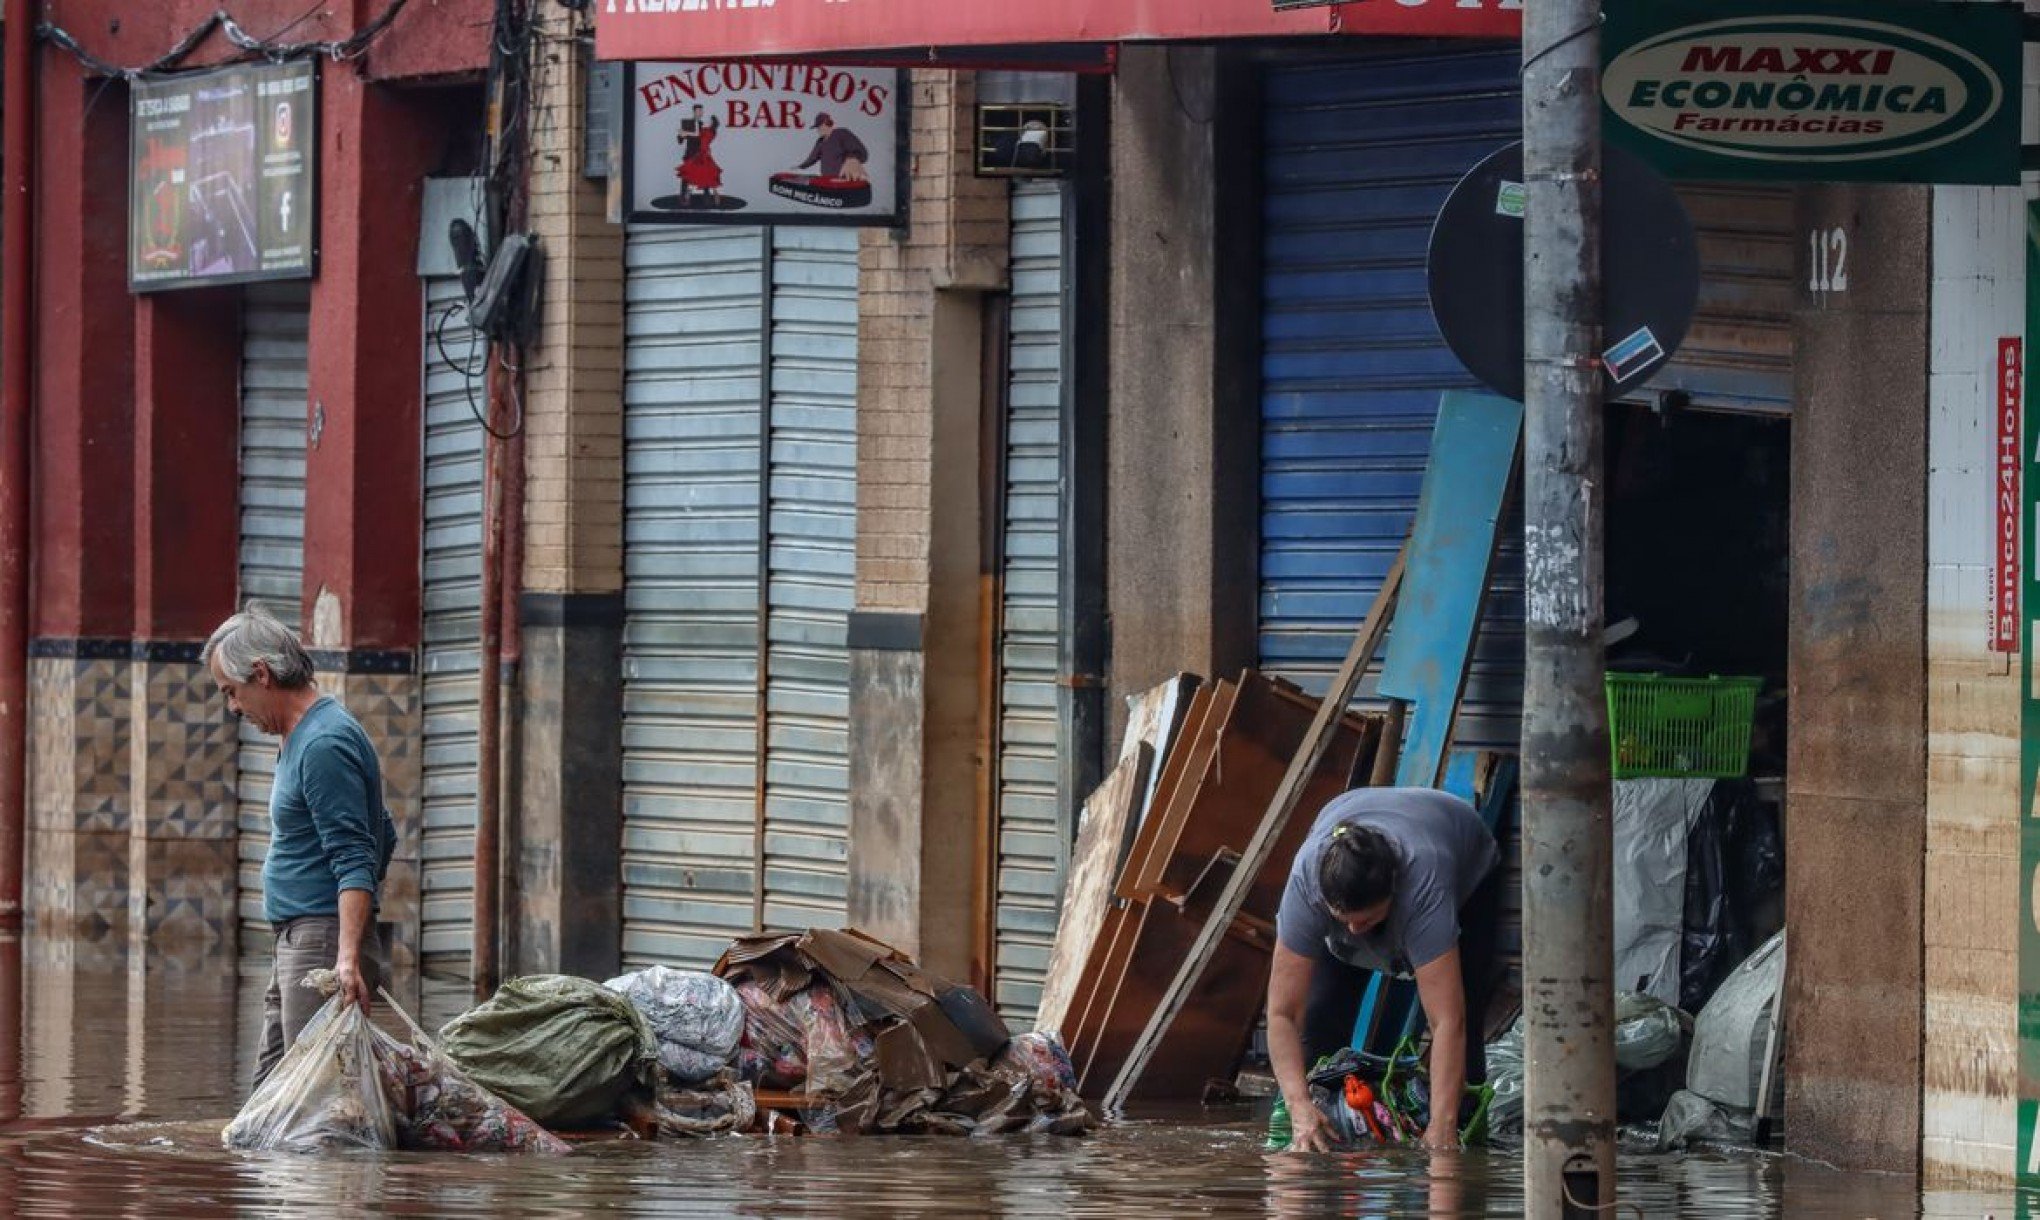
[{"left": 1602, "top": 0, "right": 2022, "bottom": 184}]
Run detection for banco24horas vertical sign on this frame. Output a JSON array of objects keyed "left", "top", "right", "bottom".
[
  {"left": 625, "top": 62, "right": 902, "bottom": 226},
  {"left": 1602, "top": 0, "right": 2022, "bottom": 184}
]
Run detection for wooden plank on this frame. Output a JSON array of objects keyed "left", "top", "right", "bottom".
[
  {"left": 1377, "top": 390, "right": 1524, "bottom": 789},
  {"left": 1076, "top": 678, "right": 1382, "bottom": 1102},
  {"left": 1120, "top": 680, "right": 1238, "bottom": 902},
  {"left": 1034, "top": 745, "right": 1152, "bottom": 1039},
  {"left": 1100, "top": 547, "right": 1408, "bottom": 1111},
  {"left": 1111, "top": 684, "right": 1217, "bottom": 906},
  {"left": 1067, "top": 901, "right": 1139, "bottom": 1088},
  {"left": 1119, "top": 674, "right": 1200, "bottom": 831}
]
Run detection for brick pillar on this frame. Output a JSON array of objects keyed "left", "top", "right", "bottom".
[
  {"left": 27, "top": 56, "right": 137, "bottom": 941},
  {"left": 510, "top": 6, "right": 626, "bottom": 978},
  {"left": 129, "top": 288, "right": 242, "bottom": 951},
  {"left": 845, "top": 71, "right": 1009, "bottom": 981},
  {"left": 299, "top": 69, "right": 449, "bottom": 977}
]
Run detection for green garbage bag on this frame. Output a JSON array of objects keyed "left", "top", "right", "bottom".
[{"left": 439, "top": 975, "right": 661, "bottom": 1129}]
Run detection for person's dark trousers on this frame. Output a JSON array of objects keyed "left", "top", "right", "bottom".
[{"left": 1301, "top": 863, "right": 1506, "bottom": 1085}]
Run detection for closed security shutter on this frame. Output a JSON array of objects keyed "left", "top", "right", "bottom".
[
  {"left": 992, "top": 181, "right": 1067, "bottom": 1025},
  {"left": 621, "top": 228, "right": 768, "bottom": 970},
  {"left": 1645, "top": 183, "right": 1797, "bottom": 415},
  {"left": 236, "top": 281, "right": 311, "bottom": 944},
  {"left": 759, "top": 228, "right": 858, "bottom": 931},
  {"left": 420, "top": 278, "right": 484, "bottom": 973},
  {"left": 1260, "top": 47, "right": 1524, "bottom": 749}
]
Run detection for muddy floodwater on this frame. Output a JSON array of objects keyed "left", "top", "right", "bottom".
[{"left": 1, "top": 932, "right": 2029, "bottom": 1218}]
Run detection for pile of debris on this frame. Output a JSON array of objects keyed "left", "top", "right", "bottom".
[
  {"left": 223, "top": 929, "right": 1090, "bottom": 1154},
  {"left": 714, "top": 928, "right": 1091, "bottom": 1135}
]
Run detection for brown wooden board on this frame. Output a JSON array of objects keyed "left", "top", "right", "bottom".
[
  {"left": 1035, "top": 745, "right": 1152, "bottom": 1039},
  {"left": 1066, "top": 900, "right": 1136, "bottom": 1088},
  {"left": 1108, "top": 687, "right": 1210, "bottom": 907},
  {"left": 1073, "top": 681, "right": 1381, "bottom": 1101},
  {"left": 1101, "top": 549, "right": 1407, "bottom": 1110},
  {"left": 1121, "top": 679, "right": 1238, "bottom": 902}
]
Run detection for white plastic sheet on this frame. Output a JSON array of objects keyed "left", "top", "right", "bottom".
[{"left": 1613, "top": 777, "right": 1714, "bottom": 1004}]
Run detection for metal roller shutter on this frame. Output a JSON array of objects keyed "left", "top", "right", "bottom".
[
  {"left": 236, "top": 281, "right": 311, "bottom": 946},
  {"left": 1259, "top": 47, "right": 1525, "bottom": 749},
  {"left": 1260, "top": 49, "right": 1797, "bottom": 760},
  {"left": 420, "top": 278, "right": 484, "bottom": 972},
  {"left": 1646, "top": 183, "right": 1797, "bottom": 415},
  {"left": 992, "top": 181, "right": 1067, "bottom": 1025},
  {"left": 759, "top": 229, "right": 858, "bottom": 931},
  {"left": 621, "top": 228, "right": 768, "bottom": 970}
]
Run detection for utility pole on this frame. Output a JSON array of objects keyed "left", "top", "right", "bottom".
[{"left": 1520, "top": 0, "right": 1616, "bottom": 1215}]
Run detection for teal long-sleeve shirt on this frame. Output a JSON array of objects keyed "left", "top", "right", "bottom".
[{"left": 263, "top": 696, "right": 395, "bottom": 924}]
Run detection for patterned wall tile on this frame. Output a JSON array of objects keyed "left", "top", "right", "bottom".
[
  {"left": 29, "top": 657, "right": 76, "bottom": 832},
  {"left": 129, "top": 659, "right": 238, "bottom": 840},
  {"left": 73, "top": 658, "right": 131, "bottom": 832},
  {"left": 27, "top": 827, "right": 130, "bottom": 942},
  {"left": 128, "top": 837, "right": 236, "bottom": 951}
]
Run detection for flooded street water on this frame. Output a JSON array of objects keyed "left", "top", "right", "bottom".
[{"left": 0, "top": 930, "right": 2028, "bottom": 1218}]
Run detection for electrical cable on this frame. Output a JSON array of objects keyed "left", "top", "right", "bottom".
[
  {"left": 1520, "top": 18, "right": 1604, "bottom": 77},
  {"left": 39, "top": 0, "right": 414, "bottom": 80}
]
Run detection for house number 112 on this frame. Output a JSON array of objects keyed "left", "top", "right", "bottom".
[{"left": 1809, "top": 227, "right": 1849, "bottom": 294}]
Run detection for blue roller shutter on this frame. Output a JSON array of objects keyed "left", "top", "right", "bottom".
[
  {"left": 1259, "top": 48, "right": 1797, "bottom": 752},
  {"left": 1259, "top": 46, "right": 1525, "bottom": 749}
]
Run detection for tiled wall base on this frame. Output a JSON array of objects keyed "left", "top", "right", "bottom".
[
  {"left": 128, "top": 658, "right": 239, "bottom": 950},
  {"left": 27, "top": 655, "right": 133, "bottom": 939}
]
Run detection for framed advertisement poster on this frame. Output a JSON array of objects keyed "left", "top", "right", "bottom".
[
  {"left": 130, "top": 59, "right": 318, "bottom": 291},
  {"left": 624, "top": 62, "right": 904, "bottom": 226}
]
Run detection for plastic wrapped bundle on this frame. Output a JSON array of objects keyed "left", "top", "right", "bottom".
[
  {"left": 603, "top": 967, "right": 747, "bottom": 1086},
  {"left": 440, "top": 975, "right": 662, "bottom": 1129},
  {"left": 731, "top": 979, "right": 809, "bottom": 1088},
  {"left": 225, "top": 972, "right": 567, "bottom": 1156},
  {"left": 224, "top": 992, "right": 399, "bottom": 1152}
]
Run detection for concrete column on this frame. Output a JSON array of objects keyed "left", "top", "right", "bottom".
[
  {"left": 26, "top": 57, "right": 137, "bottom": 940},
  {"left": 845, "top": 71, "right": 1009, "bottom": 982},
  {"left": 1786, "top": 183, "right": 1929, "bottom": 1172},
  {"left": 1104, "top": 46, "right": 1260, "bottom": 741},
  {"left": 509, "top": 5, "right": 627, "bottom": 978}
]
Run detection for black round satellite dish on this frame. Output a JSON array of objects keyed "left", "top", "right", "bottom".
[{"left": 1427, "top": 141, "right": 1699, "bottom": 403}]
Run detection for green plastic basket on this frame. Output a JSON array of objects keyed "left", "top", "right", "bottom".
[{"left": 1605, "top": 673, "right": 1761, "bottom": 780}]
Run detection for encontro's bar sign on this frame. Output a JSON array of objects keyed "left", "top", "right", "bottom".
[
  {"left": 1602, "top": 0, "right": 2022, "bottom": 184},
  {"left": 624, "top": 61, "right": 903, "bottom": 226}
]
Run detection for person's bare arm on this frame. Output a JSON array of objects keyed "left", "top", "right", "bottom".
[
  {"left": 1268, "top": 942, "right": 1338, "bottom": 1152},
  {"left": 1413, "top": 946, "right": 1466, "bottom": 1151},
  {"left": 333, "top": 888, "right": 373, "bottom": 1014}
]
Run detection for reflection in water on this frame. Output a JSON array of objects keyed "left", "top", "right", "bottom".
[{"left": 0, "top": 932, "right": 2027, "bottom": 1218}]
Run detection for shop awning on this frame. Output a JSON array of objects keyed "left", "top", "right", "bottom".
[{"left": 594, "top": 0, "right": 1520, "bottom": 63}]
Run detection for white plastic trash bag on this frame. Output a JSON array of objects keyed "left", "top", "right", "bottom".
[
  {"left": 1614, "top": 992, "right": 1690, "bottom": 1072},
  {"left": 604, "top": 966, "right": 746, "bottom": 1085},
  {"left": 224, "top": 987, "right": 400, "bottom": 1152}
]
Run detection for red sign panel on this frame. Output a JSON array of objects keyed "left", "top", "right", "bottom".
[
  {"left": 595, "top": 0, "right": 1521, "bottom": 62},
  {"left": 1997, "top": 336, "right": 2022, "bottom": 652}
]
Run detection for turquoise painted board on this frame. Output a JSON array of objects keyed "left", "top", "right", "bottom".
[{"left": 1379, "top": 390, "right": 1524, "bottom": 788}]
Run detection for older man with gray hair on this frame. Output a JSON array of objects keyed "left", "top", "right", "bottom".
[{"left": 205, "top": 602, "right": 395, "bottom": 1085}]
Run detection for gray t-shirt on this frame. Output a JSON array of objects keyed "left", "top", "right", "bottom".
[{"left": 1276, "top": 787, "right": 1499, "bottom": 977}]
